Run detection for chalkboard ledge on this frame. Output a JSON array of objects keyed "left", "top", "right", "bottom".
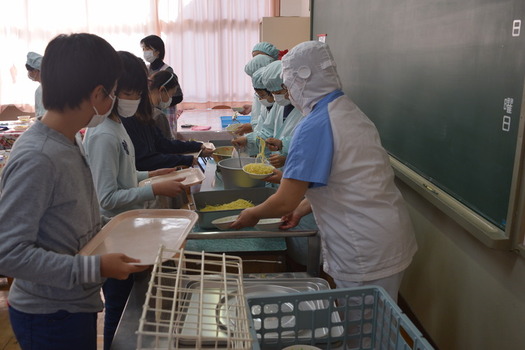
[{"left": 390, "top": 157, "right": 510, "bottom": 250}]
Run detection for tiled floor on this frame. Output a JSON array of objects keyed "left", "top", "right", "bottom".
[{"left": 0, "top": 277, "right": 105, "bottom": 350}]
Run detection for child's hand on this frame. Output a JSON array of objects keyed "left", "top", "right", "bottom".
[
  {"left": 100, "top": 253, "right": 149, "bottom": 280},
  {"left": 152, "top": 178, "right": 186, "bottom": 197}
]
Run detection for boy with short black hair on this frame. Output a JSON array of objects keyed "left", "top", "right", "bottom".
[{"left": 0, "top": 33, "right": 147, "bottom": 350}]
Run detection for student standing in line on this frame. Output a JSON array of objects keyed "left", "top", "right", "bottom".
[
  {"left": 0, "top": 33, "right": 146, "bottom": 350},
  {"left": 149, "top": 70, "right": 180, "bottom": 140},
  {"left": 231, "top": 41, "right": 417, "bottom": 301},
  {"left": 140, "top": 34, "right": 183, "bottom": 137},
  {"left": 25, "top": 51, "right": 46, "bottom": 118},
  {"left": 120, "top": 94, "right": 213, "bottom": 172},
  {"left": 83, "top": 51, "right": 187, "bottom": 350}
]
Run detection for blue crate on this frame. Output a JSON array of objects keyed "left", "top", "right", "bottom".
[
  {"left": 220, "top": 115, "right": 251, "bottom": 128},
  {"left": 246, "top": 286, "right": 434, "bottom": 350}
]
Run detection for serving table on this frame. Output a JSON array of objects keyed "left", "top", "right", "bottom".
[
  {"left": 110, "top": 158, "right": 320, "bottom": 349},
  {"left": 176, "top": 109, "right": 237, "bottom": 142}
]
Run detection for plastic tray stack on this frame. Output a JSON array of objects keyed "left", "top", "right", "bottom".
[
  {"left": 246, "top": 286, "right": 434, "bottom": 350},
  {"left": 136, "top": 247, "right": 254, "bottom": 350}
]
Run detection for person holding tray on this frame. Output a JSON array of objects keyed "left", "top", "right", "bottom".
[
  {"left": 0, "top": 33, "right": 147, "bottom": 350},
  {"left": 83, "top": 51, "right": 188, "bottom": 350}
]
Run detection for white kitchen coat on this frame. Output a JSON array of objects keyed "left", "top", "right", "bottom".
[{"left": 283, "top": 89, "right": 417, "bottom": 282}]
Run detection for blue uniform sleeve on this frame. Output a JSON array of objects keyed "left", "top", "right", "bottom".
[{"left": 283, "top": 111, "right": 333, "bottom": 187}]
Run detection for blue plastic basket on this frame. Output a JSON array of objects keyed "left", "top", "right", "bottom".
[
  {"left": 220, "top": 115, "right": 251, "bottom": 128},
  {"left": 246, "top": 286, "right": 434, "bottom": 350}
]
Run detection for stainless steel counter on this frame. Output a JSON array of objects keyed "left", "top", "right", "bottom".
[
  {"left": 110, "top": 159, "right": 322, "bottom": 349},
  {"left": 110, "top": 272, "right": 318, "bottom": 349}
]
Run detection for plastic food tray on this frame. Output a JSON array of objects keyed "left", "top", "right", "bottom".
[
  {"left": 220, "top": 116, "right": 251, "bottom": 128},
  {"left": 192, "top": 187, "right": 276, "bottom": 229},
  {"left": 246, "top": 286, "right": 434, "bottom": 350},
  {"left": 79, "top": 209, "right": 198, "bottom": 265},
  {"left": 138, "top": 168, "right": 205, "bottom": 188}
]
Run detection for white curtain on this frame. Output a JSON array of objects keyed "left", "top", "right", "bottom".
[{"left": 0, "top": 0, "right": 275, "bottom": 113}]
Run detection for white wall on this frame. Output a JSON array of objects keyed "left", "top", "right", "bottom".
[
  {"left": 398, "top": 179, "right": 525, "bottom": 350},
  {"left": 280, "top": 0, "right": 310, "bottom": 16}
]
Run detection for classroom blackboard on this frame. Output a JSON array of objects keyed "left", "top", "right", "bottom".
[{"left": 311, "top": 0, "right": 525, "bottom": 232}]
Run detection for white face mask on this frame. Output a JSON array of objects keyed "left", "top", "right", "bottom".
[
  {"left": 88, "top": 93, "right": 115, "bottom": 128},
  {"left": 273, "top": 94, "right": 291, "bottom": 107},
  {"left": 157, "top": 88, "right": 172, "bottom": 109},
  {"left": 117, "top": 97, "right": 141, "bottom": 118},
  {"left": 259, "top": 99, "right": 274, "bottom": 108},
  {"left": 143, "top": 50, "right": 156, "bottom": 63}
]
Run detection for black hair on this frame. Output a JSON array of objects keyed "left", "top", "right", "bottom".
[
  {"left": 25, "top": 64, "right": 36, "bottom": 72},
  {"left": 114, "top": 51, "right": 153, "bottom": 124},
  {"left": 149, "top": 70, "right": 178, "bottom": 91},
  {"left": 41, "top": 33, "right": 121, "bottom": 111},
  {"left": 140, "top": 35, "right": 165, "bottom": 60}
]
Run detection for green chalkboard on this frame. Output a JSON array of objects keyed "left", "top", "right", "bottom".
[{"left": 311, "top": 0, "right": 525, "bottom": 230}]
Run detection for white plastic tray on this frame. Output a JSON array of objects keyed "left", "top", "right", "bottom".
[
  {"left": 79, "top": 209, "right": 198, "bottom": 265},
  {"left": 138, "top": 167, "right": 205, "bottom": 187}
]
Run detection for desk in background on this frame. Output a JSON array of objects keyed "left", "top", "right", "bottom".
[{"left": 176, "top": 109, "right": 238, "bottom": 142}]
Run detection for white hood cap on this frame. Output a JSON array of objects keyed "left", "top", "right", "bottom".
[{"left": 282, "top": 41, "right": 342, "bottom": 115}]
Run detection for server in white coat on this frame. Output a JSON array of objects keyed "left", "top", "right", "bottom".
[
  {"left": 234, "top": 54, "right": 276, "bottom": 136},
  {"left": 26, "top": 52, "right": 46, "bottom": 118},
  {"left": 233, "top": 67, "right": 278, "bottom": 156},
  {"left": 231, "top": 41, "right": 417, "bottom": 300},
  {"left": 261, "top": 60, "right": 305, "bottom": 168}
]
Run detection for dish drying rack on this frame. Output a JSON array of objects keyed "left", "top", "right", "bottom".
[{"left": 136, "top": 247, "right": 255, "bottom": 350}]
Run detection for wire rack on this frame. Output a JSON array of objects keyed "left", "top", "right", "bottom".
[{"left": 136, "top": 247, "right": 254, "bottom": 350}]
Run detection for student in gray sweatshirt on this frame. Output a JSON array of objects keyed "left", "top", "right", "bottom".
[
  {"left": 0, "top": 33, "right": 147, "bottom": 350},
  {"left": 83, "top": 51, "right": 187, "bottom": 350}
]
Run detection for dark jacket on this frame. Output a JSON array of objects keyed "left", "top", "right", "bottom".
[{"left": 121, "top": 116, "right": 201, "bottom": 171}]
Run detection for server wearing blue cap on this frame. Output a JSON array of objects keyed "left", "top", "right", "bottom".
[{"left": 26, "top": 52, "right": 46, "bottom": 118}]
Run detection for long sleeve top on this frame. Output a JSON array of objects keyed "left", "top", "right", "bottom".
[
  {"left": 0, "top": 121, "right": 103, "bottom": 314},
  {"left": 121, "top": 116, "right": 202, "bottom": 171},
  {"left": 83, "top": 118, "right": 155, "bottom": 218}
]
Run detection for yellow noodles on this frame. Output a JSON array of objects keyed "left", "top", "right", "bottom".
[
  {"left": 200, "top": 199, "right": 255, "bottom": 212},
  {"left": 243, "top": 163, "right": 273, "bottom": 175},
  {"left": 256, "top": 136, "right": 267, "bottom": 163}
]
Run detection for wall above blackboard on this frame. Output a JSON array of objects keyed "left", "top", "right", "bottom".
[{"left": 311, "top": 0, "right": 525, "bottom": 248}]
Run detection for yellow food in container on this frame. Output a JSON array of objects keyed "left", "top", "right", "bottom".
[
  {"left": 200, "top": 199, "right": 255, "bottom": 212},
  {"left": 243, "top": 163, "right": 274, "bottom": 175}
]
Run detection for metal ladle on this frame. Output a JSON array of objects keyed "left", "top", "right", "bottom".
[{"left": 233, "top": 143, "right": 243, "bottom": 168}]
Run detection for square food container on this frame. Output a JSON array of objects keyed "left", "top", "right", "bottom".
[{"left": 192, "top": 187, "right": 276, "bottom": 229}]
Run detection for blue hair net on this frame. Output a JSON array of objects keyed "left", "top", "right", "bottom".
[
  {"left": 252, "top": 42, "right": 279, "bottom": 59},
  {"left": 244, "top": 54, "right": 274, "bottom": 77},
  {"left": 26, "top": 52, "right": 43, "bottom": 70},
  {"left": 261, "top": 60, "right": 283, "bottom": 92},
  {"left": 251, "top": 67, "right": 267, "bottom": 89}
]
